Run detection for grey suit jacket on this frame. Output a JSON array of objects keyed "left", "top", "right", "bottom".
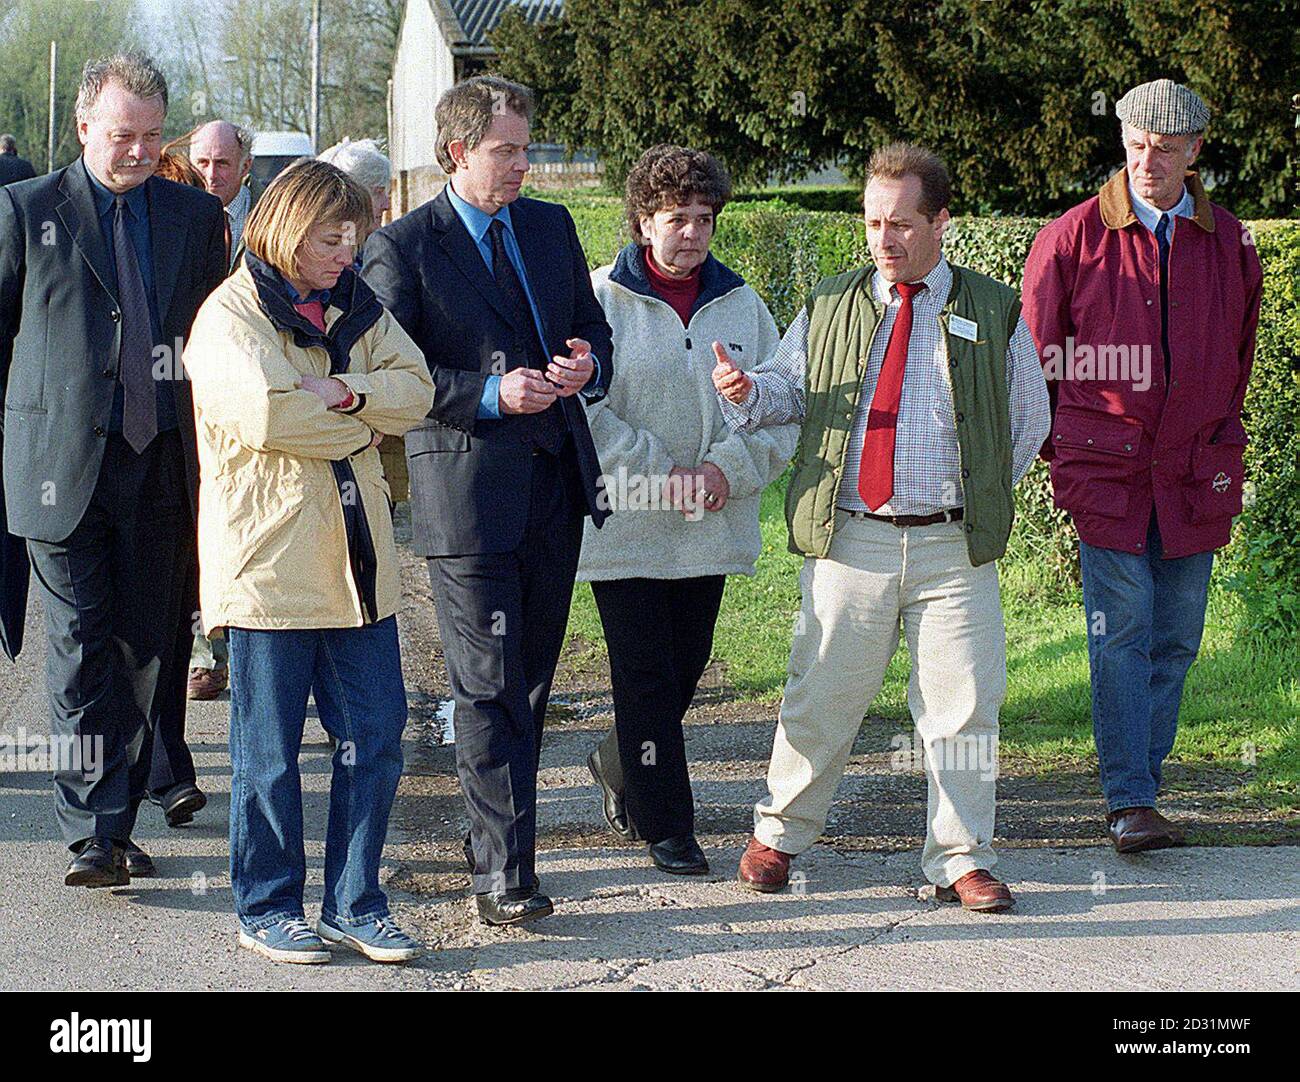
[{"left": 0, "top": 159, "right": 226, "bottom": 543}]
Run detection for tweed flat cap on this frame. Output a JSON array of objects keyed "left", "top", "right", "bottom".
[{"left": 1116, "top": 79, "right": 1210, "bottom": 135}]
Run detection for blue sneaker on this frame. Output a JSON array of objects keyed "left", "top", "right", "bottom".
[
  {"left": 238, "top": 918, "right": 331, "bottom": 965},
  {"left": 317, "top": 913, "right": 423, "bottom": 964}
]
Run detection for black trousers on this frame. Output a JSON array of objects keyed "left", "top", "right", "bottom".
[
  {"left": 592, "top": 575, "right": 726, "bottom": 843},
  {"left": 427, "top": 449, "right": 584, "bottom": 893},
  {"left": 149, "top": 546, "right": 201, "bottom": 798},
  {"left": 26, "top": 431, "right": 196, "bottom": 848}
]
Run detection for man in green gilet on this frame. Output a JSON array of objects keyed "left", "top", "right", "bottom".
[{"left": 711, "top": 143, "right": 1049, "bottom": 912}]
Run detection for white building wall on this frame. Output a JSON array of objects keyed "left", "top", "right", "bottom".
[{"left": 392, "top": 0, "right": 456, "bottom": 172}]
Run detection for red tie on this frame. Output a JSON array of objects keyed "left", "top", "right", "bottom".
[{"left": 858, "top": 280, "right": 926, "bottom": 511}]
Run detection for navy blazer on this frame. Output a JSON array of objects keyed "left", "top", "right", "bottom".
[{"left": 363, "top": 187, "right": 614, "bottom": 557}]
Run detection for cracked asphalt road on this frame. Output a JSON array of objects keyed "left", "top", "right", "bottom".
[{"left": 0, "top": 519, "right": 1295, "bottom": 990}]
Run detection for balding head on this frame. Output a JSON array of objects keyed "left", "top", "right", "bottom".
[{"left": 190, "top": 120, "right": 253, "bottom": 206}]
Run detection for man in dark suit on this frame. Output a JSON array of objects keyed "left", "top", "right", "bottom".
[
  {"left": 0, "top": 53, "right": 226, "bottom": 886},
  {"left": 364, "top": 75, "right": 613, "bottom": 926},
  {"left": 0, "top": 135, "right": 36, "bottom": 186}
]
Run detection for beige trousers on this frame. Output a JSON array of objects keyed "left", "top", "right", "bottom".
[{"left": 754, "top": 511, "right": 1007, "bottom": 887}]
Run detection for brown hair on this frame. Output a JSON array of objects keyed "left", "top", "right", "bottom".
[
  {"left": 434, "top": 75, "right": 535, "bottom": 174},
  {"left": 157, "top": 133, "right": 205, "bottom": 188},
  {"left": 865, "top": 142, "right": 951, "bottom": 220},
  {"left": 624, "top": 144, "right": 732, "bottom": 244},
  {"left": 243, "top": 159, "right": 372, "bottom": 279}
]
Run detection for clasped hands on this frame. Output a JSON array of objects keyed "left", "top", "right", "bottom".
[
  {"left": 298, "top": 374, "right": 382, "bottom": 448},
  {"left": 499, "top": 338, "right": 594, "bottom": 415},
  {"left": 662, "top": 462, "right": 730, "bottom": 516}
]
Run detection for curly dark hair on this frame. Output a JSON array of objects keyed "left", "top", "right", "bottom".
[{"left": 624, "top": 144, "right": 733, "bottom": 244}]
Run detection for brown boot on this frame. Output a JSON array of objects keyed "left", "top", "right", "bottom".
[
  {"left": 187, "top": 665, "right": 228, "bottom": 701},
  {"left": 935, "top": 869, "right": 1015, "bottom": 913},
  {"left": 1107, "top": 807, "right": 1181, "bottom": 853},
  {"left": 737, "top": 837, "right": 792, "bottom": 893}
]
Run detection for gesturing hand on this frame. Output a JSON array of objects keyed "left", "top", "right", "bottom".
[
  {"left": 546, "top": 337, "right": 595, "bottom": 397},
  {"left": 498, "top": 367, "right": 558, "bottom": 415},
  {"left": 711, "top": 341, "right": 753, "bottom": 405}
]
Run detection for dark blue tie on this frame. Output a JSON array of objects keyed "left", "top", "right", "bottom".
[
  {"left": 113, "top": 196, "right": 157, "bottom": 453},
  {"left": 1155, "top": 212, "right": 1171, "bottom": 384},
  {"left": 488, "top": 218, "right": 541, "bottom": 365}
]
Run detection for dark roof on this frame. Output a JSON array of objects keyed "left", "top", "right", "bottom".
[{"left": 439, "top": 0, "right": 564, "bottom": 48}]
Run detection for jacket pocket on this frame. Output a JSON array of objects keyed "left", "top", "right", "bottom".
[
  {"left": 405, "top": 424, "right": 470, "bottom": 455},
  {"left": 1185, "top": 437, "right": 1245, "bottom": 524},
  {"left": 1048, "top": 407, "right": 1142, "bottom": 519}
]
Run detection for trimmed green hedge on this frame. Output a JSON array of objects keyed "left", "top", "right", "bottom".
[{"left": 537, "top": 186, "right": 1300, "bottom": 630}]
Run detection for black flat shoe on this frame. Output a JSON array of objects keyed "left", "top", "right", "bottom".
[
  {"left": 587, "top": 748, "right": 638, "bottom": 842},
  {"left": 65, "top": 838, "right": 128, "bottom": 888},
  {"left": 475, "top": 887, "right": 554, "bottom": 927},
  {"left": 648, "top": 834, "right": 709, "bottom": 875},
  {"left": 123, "top": 841, "right": 156, "bottom": 878},
  {"left": 157, "top": 782, "right": 206, "bottom": 827}
]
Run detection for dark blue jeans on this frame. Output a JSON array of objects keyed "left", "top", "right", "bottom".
[
  {"left": 1079, "top": 517, "right": 1214, "bottom": 813},
  {"left": 227, "top": 617, "right": 407, "bottom": 931}
]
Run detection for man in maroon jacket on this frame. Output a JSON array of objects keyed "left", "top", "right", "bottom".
[{"left": 1022, "top": 79, "right": 1261, "bottom": 854}]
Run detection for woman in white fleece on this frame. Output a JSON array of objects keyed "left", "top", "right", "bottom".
[{"left": 580, "top": 145, "right": 798, "bottom": 875}]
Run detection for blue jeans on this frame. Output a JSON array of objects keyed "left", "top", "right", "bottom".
[
  {"left": 227, "top": 617, "right": 407, "bottom": 931},
  {"left": 1079, "top": 517, "right": 1213, "bottom": 812}
]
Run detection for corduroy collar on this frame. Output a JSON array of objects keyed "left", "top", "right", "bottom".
[{"left": 1098, "top": 167, "right": 1215, "bottom": 233}]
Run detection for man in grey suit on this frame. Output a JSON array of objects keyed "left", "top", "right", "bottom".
[{"left": 0, "top": 53, "right": 226, "bottom": 887}]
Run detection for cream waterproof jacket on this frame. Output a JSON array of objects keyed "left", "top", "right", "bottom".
[{"left": 183, "top": 262, "right": 434, "bottom": 632}]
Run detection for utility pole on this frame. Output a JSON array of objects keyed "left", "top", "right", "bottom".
[
  {"left": 46, "top": 40, "right": 57, "bottom": 172},
  {"left": 309, "top": 0, "right": 321, "bottom": 151}
]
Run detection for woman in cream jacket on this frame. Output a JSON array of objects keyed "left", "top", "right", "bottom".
[{"left": 183, "top": 160, "right": 434, "bottom": 966}]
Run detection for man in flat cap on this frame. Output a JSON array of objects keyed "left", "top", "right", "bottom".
[{"left": 1021, "top": 79, "right": 1261, "bottom": 853}]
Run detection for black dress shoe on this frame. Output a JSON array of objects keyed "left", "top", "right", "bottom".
[
  {"left": 648, "top": 834, "right": 709, "bottom": 875},
  {"left": 475, "top": 887, "right": 554, "bottom": 927},
  {"left": 64, "top": 838, "right": 128, "bottom": 888},
  {"left": 587, "top": 749, "right": 638, "bottom": 842},
  {"left": 157, "top": 782, "right": 206, "bottom": 827},
  {"left": 123, "top": 841, "right": 157, "bottom": 878}
]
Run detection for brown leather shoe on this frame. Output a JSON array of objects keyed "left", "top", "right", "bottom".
[
  {"left": 1107, "top": 806, "right": 1182, "bottom": 853},
  {"left": 1146, "top": 807, "right": 1186, "bottom": 846},
  {"left": 737, "top": 837, "right": 792, "bottom": 893},
  {"left": 936, "top": 869, "right": 1015, "bottom": 912},
  {"left": 187, "top": 665, "right": 228, "bottom": 701}
]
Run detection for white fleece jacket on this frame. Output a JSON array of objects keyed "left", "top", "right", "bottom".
[{"left": 577, "top": 245, "right": 799, "bottom": 582}]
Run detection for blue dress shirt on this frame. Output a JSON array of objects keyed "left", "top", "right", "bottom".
[
  {"left": 445, "top": 182, "right": 599, "bottom": 419},
  {"left": 84, "top": 159, "right": 177, "bottom": 432}
]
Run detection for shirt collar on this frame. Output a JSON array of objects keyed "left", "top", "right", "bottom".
[
  {"left": 226, "top": 184, "right": 251, "bottom": 218},
  {"left": 283, "top": 279, "right": 331, "bottom": 307},
  {"left": 446, "top": 179, "right": 513, "bottom": 244},
  {"left": 1127, "top": 178, "right": 1193, "bottom": 234},
  {"left": 872, "top": 255, "right": 951, "bottom": 306},
  {"left": 83, "top": 157, "right": 148, "bottom": 221}
]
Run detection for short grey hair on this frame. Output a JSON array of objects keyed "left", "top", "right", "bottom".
[
  {"left": 0, "top": 134, "right": 16, "bottom": 154},
  {"left": 318, "top": 137, "right": 391, "bottom": 190},
  {"left": 75, "top": 52, "right": 169, "bottom": 124},
  {"left": 434, "top": 74, "right": 534, "bottom": 174}
]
